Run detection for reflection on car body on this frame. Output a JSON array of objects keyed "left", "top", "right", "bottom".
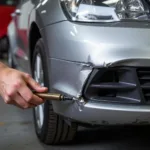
[{"left": 7, "top": 0, "right": 150, "bottom": 145}]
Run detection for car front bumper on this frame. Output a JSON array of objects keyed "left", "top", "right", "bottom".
[
  {"left": 50, "top": 61, "right": 150, "bottom": 125},
  {"left": 52, "top": 100, "right": 150, "bottom": 125},
  {"left": 42, "top": 21, "right": 150, "bottom": 125}
]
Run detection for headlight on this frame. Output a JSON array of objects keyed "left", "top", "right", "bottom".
[{"left": 61, "top": 0, "right": 150, "bottom": 22}]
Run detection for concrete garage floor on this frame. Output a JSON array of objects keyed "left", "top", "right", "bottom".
[
  {"left": 1, "top": 60, "right": 150, "bottom": 150},
  {"left": 1, "top": 98, "right": 150, "bottom": 150}
]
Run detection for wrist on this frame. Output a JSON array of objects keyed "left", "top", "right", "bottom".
[{"left": 0, "top": 62, "right": 10, "bottom": 78}]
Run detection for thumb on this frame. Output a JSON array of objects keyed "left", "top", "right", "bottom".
[{"left": 24, "top": 74, "right": 48, "bottom": 92}]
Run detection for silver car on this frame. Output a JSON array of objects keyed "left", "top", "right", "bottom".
[{"left": 7, "top": 0, "right": 150, "bottom": 145}]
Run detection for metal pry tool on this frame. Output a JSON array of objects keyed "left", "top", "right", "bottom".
[{"left": 33, "top": 91, "right": 73, "bottom": 101}]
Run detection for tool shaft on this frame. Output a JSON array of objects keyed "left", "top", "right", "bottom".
[
  {"left": 34, "top": 92, "right": 62, "bottom": 101},
  {"left": 33, "top": 90, "right": 73, "bottom": 101}
]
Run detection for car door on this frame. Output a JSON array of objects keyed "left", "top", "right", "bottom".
[{"left": 13, "top": 0, "right": 34, "bottom": 73}]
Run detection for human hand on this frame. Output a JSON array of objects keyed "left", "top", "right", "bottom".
[{"left": 0, "top": 65, "right": 48, "bottom": 109}]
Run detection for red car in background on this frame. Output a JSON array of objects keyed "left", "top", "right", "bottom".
[{"left": 0, "top": 0, "right": 18, "bottom": 57}]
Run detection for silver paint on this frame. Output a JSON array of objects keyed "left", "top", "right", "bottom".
[
  {"left": 7, "top": 0, "right": 150, "bottom": 125},
  {"left": 44, "top": 21, "right": 150, "bottom": 66},
  {"left": 52, "top": 101, "right": 150, "bottom": 125},
  {"left": 29, "top": 0, "right": 67, "bottom": 29},
  {"left": 50, "top": 58, "right": 92, "bottom": 97}
]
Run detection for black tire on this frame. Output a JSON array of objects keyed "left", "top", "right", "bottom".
[
  {"left": 32, "top": 38, "right": 78, "bottom": 145},
  {"left": 0, "top": 36, "right": 9, "bottom": 55}
]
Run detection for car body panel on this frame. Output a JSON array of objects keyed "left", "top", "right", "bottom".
[
  {"left": 7, "top": 20, "right": 17, "bottom": 65},
  {"left": 8, "top": 0, "right": 150, "bottom": 125},
  {"left": 52, "top": 100, "right": 150, "bottom": 125},
  {"left": 29, "top": 0, "right": 67, "bottom": 29},
  {"left": 12, "top": 0, "right": 66, "bottom": 73},
  {"left": 43, "top": 21, "right": 150, "bottom": 66},
  {"left": 49, "top": 58, "right": 93, "bottom": 97},
  {"left": 42, "top": 21, "right": 150, "bottom": 98},
  {"left": 12, "top": 0, "right": 33, "bottom": 72}
]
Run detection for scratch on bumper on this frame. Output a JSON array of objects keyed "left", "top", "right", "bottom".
[
  {"left": 50, "top": 57, "right": 150, "bottom": 98},
  {"left": 49, "top": 58, "right": 150, "bottom": 125},
  {"left": 50, "top": 58, "right": 93, "bottom": 97}
]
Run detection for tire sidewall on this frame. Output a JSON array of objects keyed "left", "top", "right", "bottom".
[{"left": 32, "top": 38, "right": 51, "bottom": 141}]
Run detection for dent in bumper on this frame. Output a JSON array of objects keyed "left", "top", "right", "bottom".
[
  {"left": 49, "top": 58, "right": 92, "bottom": 97},
  {"left": 45, "top": 21, "right": 150, "bottom": 125},
  {"left": 49, "top": 58, "right": 150, "bottom": 125}
]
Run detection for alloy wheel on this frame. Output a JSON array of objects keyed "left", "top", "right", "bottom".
[{"left": 34, "top": 54, "right": 44, "bottom": 130}]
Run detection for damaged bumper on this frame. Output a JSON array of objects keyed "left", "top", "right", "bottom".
[
  {"left": 49, "top": 59, "right": 150, "bottom": 125},
  {"left": 52, "top": 100, "right": 150, "bottom": 125},
  {"left": 44, "top": 21, "right": 150, "bottom": 125}
]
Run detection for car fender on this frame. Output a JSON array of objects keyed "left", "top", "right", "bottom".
[{"left": 28, "top": 0, "right": 66, "bottom": 31}]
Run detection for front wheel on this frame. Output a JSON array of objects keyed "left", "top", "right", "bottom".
[{"left": 32, "top": 38, "right": 78, "bottom": 145}]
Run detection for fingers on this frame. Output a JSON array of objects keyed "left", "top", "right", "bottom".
[
  {"left": 24, "top": 73, "right": 48, "bottom": 92},
  {"left": 2, "top": 79, "right": 44, "bottom": 109},
  {"left": 12, "top": 97, "right": 36, "bottom": 109},
  {"left": 13, "top": 74, "right": 46, "bottom": 106},
  {"left": 4, "top": 91, "right": 36, "bottom": 109},
  {"left": 0, "top": 68, "right": 47, "bottom": 109},
  {"left": 14, "top": 93, "right": 36, "bottom": 109},
  {"left": 18, "top": 84, "right": 45, "bottom": 105}
]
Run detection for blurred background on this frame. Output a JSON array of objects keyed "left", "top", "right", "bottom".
[{"left": 0, "top": 0, "right": 18, "bottom": 59}]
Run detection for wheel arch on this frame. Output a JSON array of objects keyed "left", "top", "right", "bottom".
[{"left": 28, "top": 22, "right": 41, "bottom": 68}]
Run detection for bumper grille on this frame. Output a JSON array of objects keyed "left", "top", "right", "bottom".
[
  {"left": 137, "top": 68, "right": 150, "bottom": 103},
  {"left": 83, "top": 67, "right": 150, "bottom": 105}
]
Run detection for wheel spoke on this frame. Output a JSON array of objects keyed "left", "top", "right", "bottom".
[
  {"left": 36, "top": 55, "right": 41, "bottom": 81},
  {"left": 34, "top": 70, "right": 38, "bottom": 82},
  {"left": 34, "top": 53, "right": 45, "bottom": 129},
  {"left": 39, "top": 105, "right": 44, "bottom": 126}
]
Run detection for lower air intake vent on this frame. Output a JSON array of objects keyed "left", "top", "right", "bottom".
[
  {"left": 89, "top": 69, "right": 118, "bottom": 98},
  {"left": 84, "top": 67, "right": 139, "bottom": 104},
  {"left": 137, "top": 68, "right": 150, "bottom": 103}
]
